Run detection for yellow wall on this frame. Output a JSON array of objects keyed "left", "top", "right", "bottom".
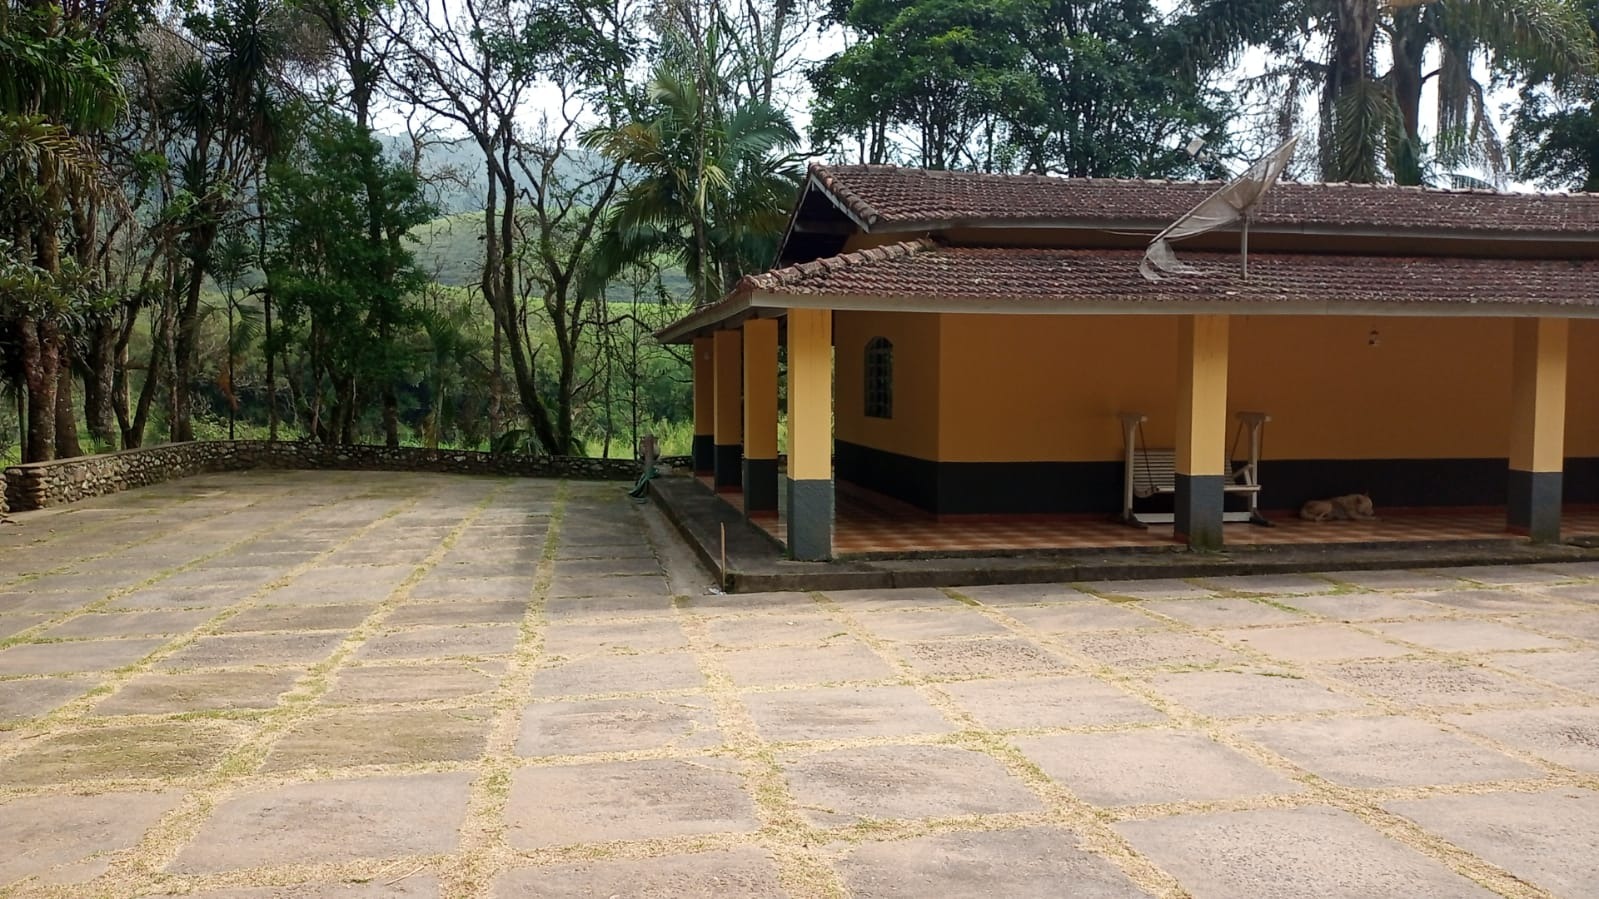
[
  {"left": 1566, "top": 319, "right": 1599, "bottom": 457},
  {"left": 837, "top": 311, "right": 1598, "bottom": 465},
  {"left": 1228, "top": 316, "right": 1513, "bottom": 460},
  {"left": 835, "top": 311, "right": 943, "bottom": 459},
  {"left": 933, "top": 313, "right": 1528, "bottom": 464},
  {"left": 936, "top": 315, "right": 1180, "bottom": 462}
]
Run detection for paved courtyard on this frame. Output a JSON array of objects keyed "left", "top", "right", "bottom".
[{"left": 2, "top": 472, "right": 1599, "bottom": 898}]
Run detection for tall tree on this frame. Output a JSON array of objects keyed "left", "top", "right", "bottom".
[{"left": 1510, "top": 0, "right": 1599, "bottom": 188}]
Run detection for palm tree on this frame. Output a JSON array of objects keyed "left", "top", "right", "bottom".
[
  {"left": 1187, "top": 0, "right": 1595, "bottom": 183},
  {"left": 583, "top": 37, "right": 802, "bottom": 307},
  {"left": 0, "top": 1, "right": 124, "bottom": 461}
]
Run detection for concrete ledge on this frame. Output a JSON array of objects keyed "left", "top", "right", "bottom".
[{"left": 649, "top": 474, "right": 1599, "bottom": 593}]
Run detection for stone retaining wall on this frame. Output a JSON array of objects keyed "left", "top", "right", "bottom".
[{"left": 2, "top": 441, "right": 641, "bottom": 512}]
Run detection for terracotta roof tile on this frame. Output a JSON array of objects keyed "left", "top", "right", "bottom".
[
  {"left": 742, "top": 240, "right": 1599, "bottom": 308},
  {"left": 808, "top": 164, "right": 1599, "bottom": 235}
]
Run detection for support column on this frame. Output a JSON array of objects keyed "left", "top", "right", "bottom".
[
  {"left": 1175, "top": 314, "right": 1229, "bottom": 551},
  {"left": 1508, "top": 317, "right": 1568, "bottom": 543},
  {"left": 691, "top": 336, "right": 714, "bottom": 474},
  {"left": 786, "top": 308, "right": 833, "bottom": 561},
  {"left": 712, "top": 329, "right": 742, "bottom": 490},
  {"left": 742, "top": 318, "right": 779, "bottom": 514}
]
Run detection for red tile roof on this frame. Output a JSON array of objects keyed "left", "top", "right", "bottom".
[
  {"left": 739, "top": 238, "right": 1599, "bottom": 308},
  {"left": 809, "top": 164, "right": 1599, "bottom": 235}
]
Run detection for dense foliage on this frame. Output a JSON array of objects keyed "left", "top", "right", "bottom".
[{"left": 2, "top": 0, "right": 1595, "bottom": 466}]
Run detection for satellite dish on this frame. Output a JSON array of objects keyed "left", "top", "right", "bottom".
[{"left": 1141, "top": 134, "right": 1300, "bottom": 283}]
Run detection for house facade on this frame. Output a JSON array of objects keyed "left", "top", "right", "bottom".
[{"left": 660, "top": 165, "right": 1599, "bottom": 560}]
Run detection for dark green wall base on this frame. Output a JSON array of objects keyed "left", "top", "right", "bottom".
[
  {"left": 787, "top": 477, "right": 834, "bottom": 561},
  {"left": 713, "top": 443, "right": 742, "bottom": 489},
  {"left": 837, "top": 441, "right": 1599, "bottom": 516},
  {"left": 1175, "top": 473, "right": 1226, "bottom": 550},
  {"left": 742, "top": 458, "right": 778, "bottom": 513},
  {"left": 692, "top": 434, "right": 714, "bottom": 474},
  {"left": 1509, "top": 469, "right": 1563, "bottom": 543}
]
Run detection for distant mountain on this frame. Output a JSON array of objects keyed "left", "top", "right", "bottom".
[{"left": 376, "top": 133, "right": 606, "bottom": 215}]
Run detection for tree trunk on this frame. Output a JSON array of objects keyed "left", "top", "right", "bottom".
[
  {"left": 20, "top": 316, "right": 58, "bottom": 464},
  {"left": 383, "top": 384, "right": 399, "bottom": 447},
  {"left": 54, "top": 349, "right": 83, "bottom": 459},
  {"left": 174, "top": 224, "right": 216, "bottom": 443},
  {"left": 83, "top": 319, "right": 118, "bottom": 447}
]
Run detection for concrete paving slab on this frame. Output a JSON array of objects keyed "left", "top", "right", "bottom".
[
  {"left": 852, "top": 608, "right": 1012, "bottom": 641},
  {"left": 170, "top": 772, "right": 473, "bottom": 873},
  {"left": 517, "top": 694, "right": 721, "bottom": 756},
  {"left": 1017, "top": 729, "right": 1302, "bottom": 806},
  {"left": 0, "top": 613, "right": 48, "bottom": 639},
  {"left": 718, "top": 640, "right": 896, "bottom": 688},
  {"left": 821, "top": 587, "right": 964, "bottom": 610},
  {"left": 1489, "top": 648, "right": 1599, "bottom": 694},
  {"left": 1322, "top": 658, "right": 1551, "bottom": 708},
  {"left": 109, "top": 586, "right": 247, "bottom": 610},
  {"left": 1536, "top": 582, "right": 1599, "bottom": 605},
  {"left": 0, "top": 590, "right": 104, "bottom": 613},
  {"left": 1279, "top": 591, "right": 1455, "bottom": 621},
  {"left": 408, "top": 577, "right": 534, "bottom": 603},
  {"left": 505, "top": 757, "right": 758, "bottom": 849},
  {"left": 1003, "top": 602, "right": 1162, "bottom": 633},
  {"left": 941, "top": 675, "right": 1165, "bottom": 730},
  {"left": 1235, "top": 716, "right": 1541, "bottom": 787},
  {"left": 896, "top": 637, "right": 1072, "bottom": 678},
  {"left": 159, "top": 632, "right": 347, "bottom": 669},
  {"left": 701, "top": 611, "right": 845, "bottom": 648},
  {"left": 1430, "top": 564, "right": 1577, "bottom": 586},
  {"left": 216, "top": 603, "right": 374, "bottom": 633},
  {"left": 1081, "top": 579, "right": 1218, "bottom": 600},
  {"left": 2, "top": 720, "right": 239, "bottom": 786},
  {"left": 547, "top": 574, "right": 670, "bottom": 599},
  {"left": 159, "top": 879, "right": 439, "bottom": 898},
  {"left": 0, "top": 790, "right": 185, "bottom": 886},
  {"left": 1138, "top": 597, "right": 1305, "bottom": 629},
  {"left": 837, "top": 827, "right": 1151, "bottom": 899},
  {"left": 543, "top": 595, "right": 679, "bottom": 620},
  {"left": 1218, "top": 623, "right": 1412, "bottom": 663},
  {"left": 43, "top": 609, "right": 215, "bottom": 639},
  {"left": 97, "top": 669, "right": 300, "bottom": 715},
  {"left": 1116, "top": 806, "right": 1495, "bottom": 899},
  {"left": 743, "top": 684, "right": 953, "bottom": 742},
  {"left": 1443, "top": 706, "right": 1599, "bottom": 772},
  {"left": 1369, "top": 618, "right": 1567, "bottom": 653},
  {"left": 781, "top": 744, "right": 1043, "bottom": 827},
  {"left": 494, "top": 848, "right": 785, "bottom": 898},
  {"left": 1320, "top": 569, "right": 1468, "bottom": 591},
  {"left": 1385, "top": 789, "right": 1599, "bottom": 896},
  {"left": 1065, "top": 631, "right": 1247, "bottom": 669},
  {"left": 1413, "top": 589, "right": 1570, "bottom": 615},
  {"left": 324, "top": 660, "right": 505, "bottom": 705},
  {"left": 1513, "top": 611, "right": 1599, "bottom": 643},
  {"left": 263, "top": 705, "right": 492, "bottom": 771},
  {"left": 0, "top": 637, "right": 168, "bottom": 674},
  {"left": 534, "top": 651, "right": 705, "bottom": 697},
  {"left": 1197, "top": 574, "right": 1338, "bottom": 595},
  {"left": 383, "top": 599, "right": 528, "bottom": 627},
  {"left": 956, "top": 582, "right": 1100, "bottom": 605},
  {"left": 0, "top": 675, "right": 95, "bottom": 720},
  {"left": 551, "top": 556, "right": 665, "bottom": 577},
  {"left": 1142, "top": 670, "right": 1367, "bottom": 718},
  {"left": 354, "top": 624, "right": 519, "bottom": 660},
  {"left": 540, "top": 618, "right": 688, "bottom": 656}
]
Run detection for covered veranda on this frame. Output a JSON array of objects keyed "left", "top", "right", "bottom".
[{"left": 661, "top": 249, "right": 1599, "bottom": 562}]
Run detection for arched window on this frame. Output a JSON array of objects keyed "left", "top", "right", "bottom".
[{"left": 865, "top": 337, "right": 893, "bottom": 419}]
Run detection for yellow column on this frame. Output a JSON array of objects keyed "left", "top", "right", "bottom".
[
  {"left": 786, "top": 308, "right": 833, "bottom": 560},
  {"left": 712, "top": 329, "right": 743, "bottom": 489},
  {"left": 691, "top": 336, "right": 714, "bottom": 473},
  {"left": 742, "top": 319, "right": 779, "bottom": 513},
  {"left": 1508, "top": 317, "right": 1568, "bottom": 542},
  {"left": 1175, "top": 314, "right": 1229, "bottom": 550}
]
